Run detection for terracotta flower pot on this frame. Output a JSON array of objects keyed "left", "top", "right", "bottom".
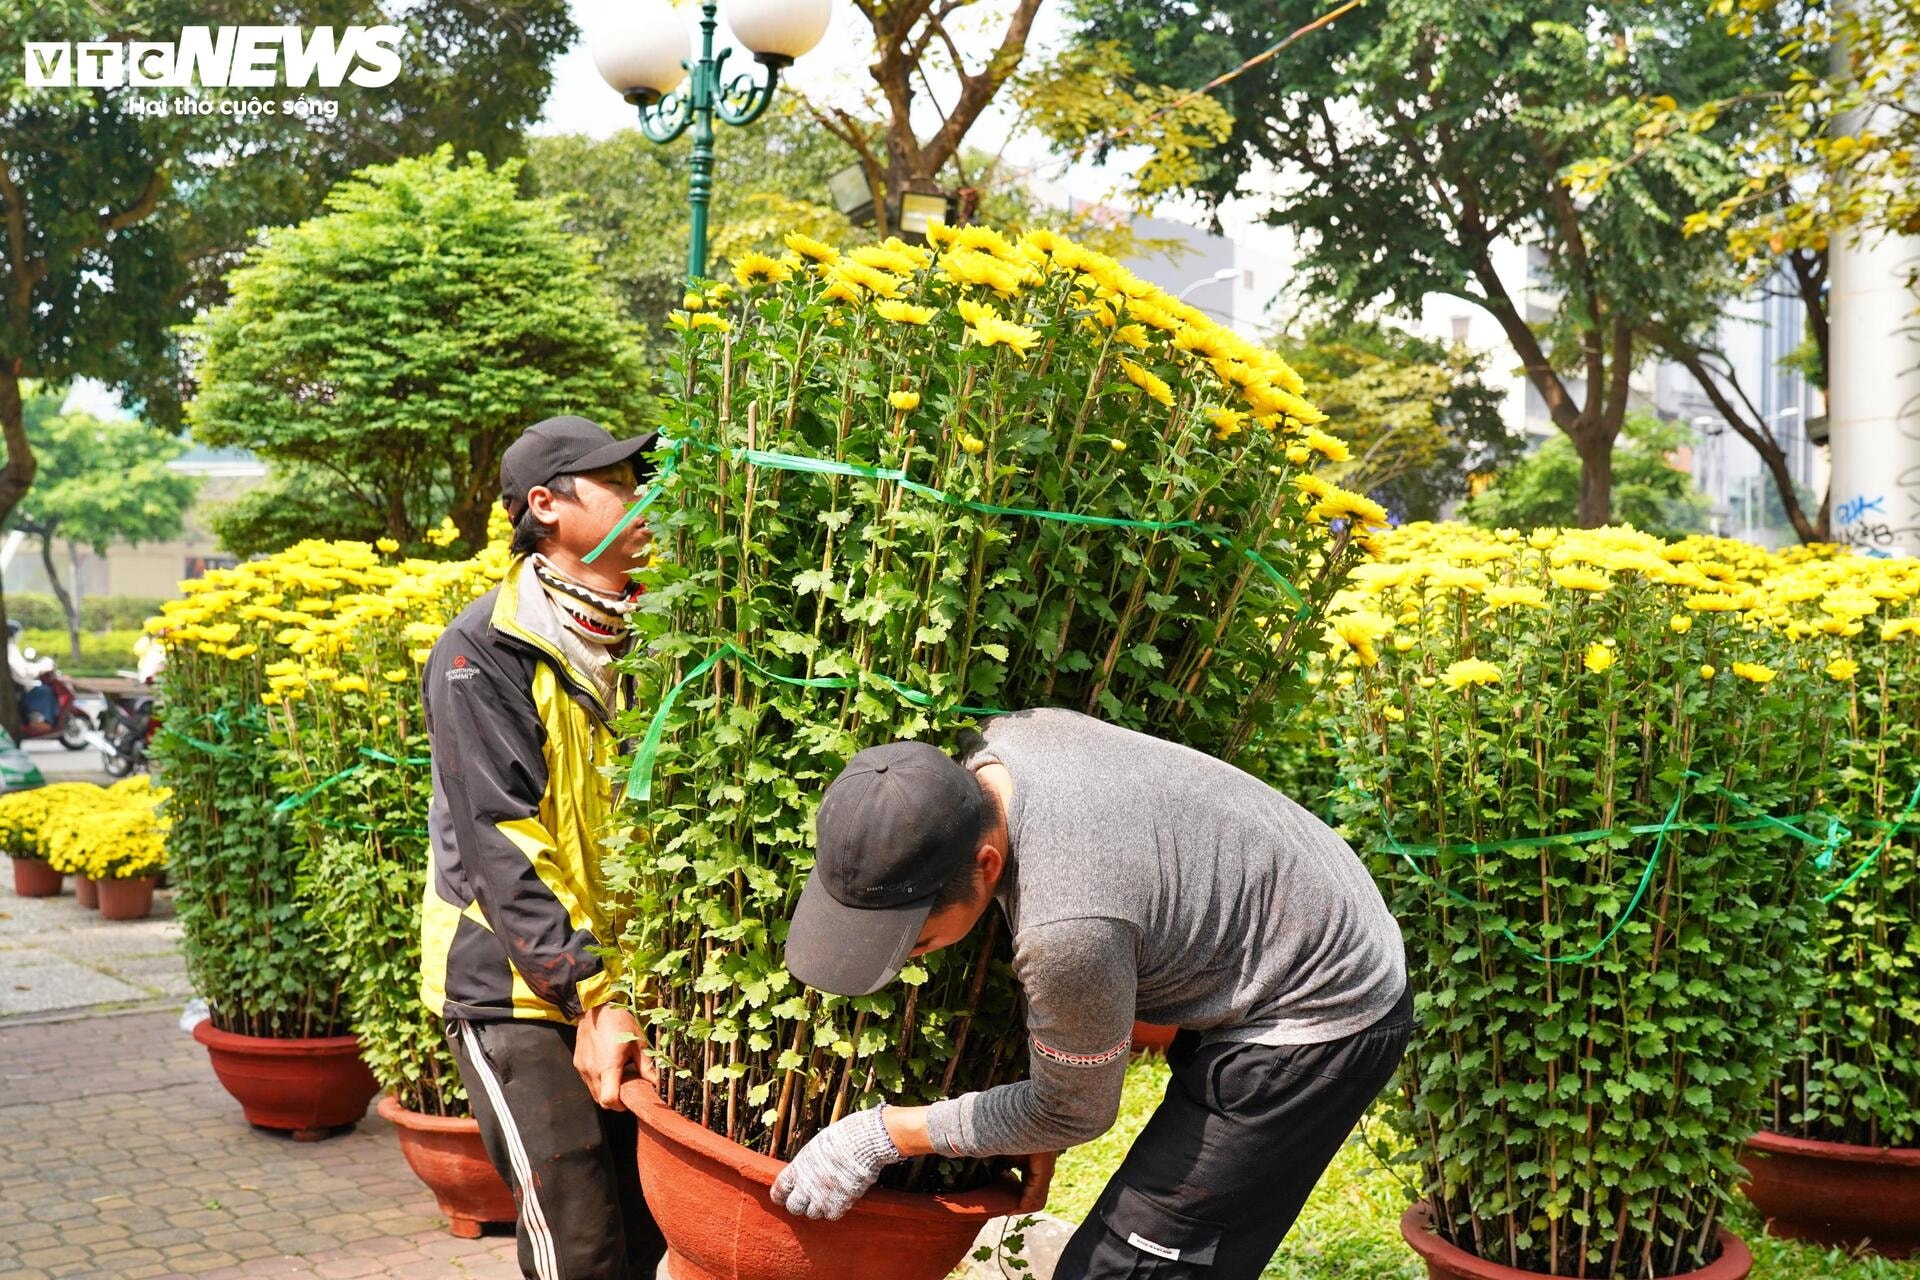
[
  {"left": 1400, "top": 1203, "right": 1753, "bottom": 1280},
  {"left": 620, "top": 1079, "right": 1019, "bottom": 1280},
  {"left": 1130, "top": 1021, "right": 1177, "bottom": 1054},
  {"left": 192, "top": 1020, "right": 379, "bottom": 1140},
  {"left": 74, "top": 873, "right": 98, "bottom": 909},
  {"left": 96, "top": 875, "right": 156, "bottom": 921},
  {"left": 10, "top": 855, "right": 61, "bottom": 897},
  {"left": 377, "top": 1095, "right": 517, "bottom": 1239},
  {"left": 1741, "top": 1128, "right": 1920, "bottom": 1258}
]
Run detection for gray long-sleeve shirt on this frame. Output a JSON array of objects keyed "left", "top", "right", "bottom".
[{"left": 923, "top": 709, "right": 1406, "bottom": 1160}]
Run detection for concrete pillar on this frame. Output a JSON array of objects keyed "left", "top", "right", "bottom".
[
  {"left": 1828, "top": 226, "right": 1920, "bottom": 556},
  {"left": 1827, "top": 0, "right": 1920, "bottom": 557}
]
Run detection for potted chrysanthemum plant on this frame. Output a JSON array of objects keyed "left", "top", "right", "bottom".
[{"left": 604, "top": 224, "right": 1374, "bottom": 1280}]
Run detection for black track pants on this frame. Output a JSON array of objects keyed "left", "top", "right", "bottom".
[
  {"left": 1055, "top": 984, "right": 1413, "bottom": 1280},
  {"left": 447, "top": 1018, "right": 666, "bottom": 1280}
]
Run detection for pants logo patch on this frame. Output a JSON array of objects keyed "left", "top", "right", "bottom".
[{"left": 1126, "top": 1232, "right": 1181, "bottom": 1261}]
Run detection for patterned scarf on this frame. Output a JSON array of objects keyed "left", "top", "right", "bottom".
[{"left": 530, "top": 555, "right": 642, "bottom": 646}]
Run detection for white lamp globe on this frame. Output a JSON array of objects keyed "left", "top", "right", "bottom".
[
  {"left": 725, "top": 0, "right": 832, "bottom": 67},
  {"left": 591, "top": 0, "right": 692, "bottom": 103}
]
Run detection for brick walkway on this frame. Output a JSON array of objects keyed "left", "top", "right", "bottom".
[{"left": 0, "top": 1009, "right": 521, "bottom": 1279}]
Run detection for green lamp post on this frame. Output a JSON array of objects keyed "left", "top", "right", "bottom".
[{"left": 592, "top": 0, "right": 834, "bottom": 282}]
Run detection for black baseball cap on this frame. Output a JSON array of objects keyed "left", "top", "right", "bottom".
[
  {"left": 785, "top": 741, "right": 986, "bottom": 996},
  {"left": 500, "top": 415, "right": 659, "bottom": 522}
]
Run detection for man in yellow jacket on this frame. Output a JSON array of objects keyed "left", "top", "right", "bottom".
[{"left": 420, "top": 415, "right": 659, "bottom": 1280}]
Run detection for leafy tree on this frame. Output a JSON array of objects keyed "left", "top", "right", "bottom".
[
  {"left": 185, "top": 150, "right": 653, "bottom": 551},
  {"left": 207, "top": 465, "right": 386, "bottom": 560},
  {"left": 1275, "top": 322, "right": 1519, "bottom": 522},
  {"left": 6, "top": 386, "right": 196, "bottom": 662},
  {"left": 1564, "top": 1, "right": 1920, "bottom": 543},
  {"left": 1073, "top": 0, "right": 1778, "bottom": 528},
  {"left": 1463, "top": 412, "right": 1710, "bottom": 539},
  {"left": 2, "top": 0, "right": 572, "bottom": 728},
  {"left": 794, "top": 1, "right": 1228, "bottom": 238}
]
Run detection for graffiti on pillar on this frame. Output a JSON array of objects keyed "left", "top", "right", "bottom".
[{"left": 1835, "top": 466, "right": 1920, "bottom": 557}]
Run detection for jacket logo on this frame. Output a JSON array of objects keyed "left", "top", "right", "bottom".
[
  {"left": 1126, "top": 1234, "right": 1181, "bottom": 1262},
  {"left": 446, "top": 653, "right": 477, "bottom": 682},
  {"left": 452, "top": 654, "right": 468, "bottom": 668}
]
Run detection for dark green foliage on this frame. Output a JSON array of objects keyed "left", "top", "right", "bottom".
[{"left": 1464, "top": 415, "right": 1710, "bottom": 540}]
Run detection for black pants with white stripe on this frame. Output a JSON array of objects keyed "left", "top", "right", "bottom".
[
  {"left": 448, "top": 1018, "right": 666, "bottom": 1280},
  {"left": 1054, "top": 983, "right": 1414, "bottom": 1280}
]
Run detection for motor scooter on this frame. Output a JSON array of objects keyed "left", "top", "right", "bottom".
[{"left": 14, "top": 664, "right": 92, "bottom": 750}]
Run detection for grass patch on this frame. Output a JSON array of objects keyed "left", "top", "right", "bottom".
[{"left": 1049, "top": 1057, "right": 1908, "bottom": 1280}]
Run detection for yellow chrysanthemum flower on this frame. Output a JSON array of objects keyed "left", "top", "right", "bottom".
[
  {"left": 874, "top": 299, "right": 937, "bottom": 326},
  {"left": 1669, "top": 615, "right": 1692, "bottom": 634},
  {"left": 1302, "top": 427, "right": 1351, "bottom": 463},
  {"left": 889, "top": 390, "right": 921, "bottom": 412},
  {"left": 1684, "top": 592, "right": 1740, "bottom": 612},
  {"left": 784, "top": 231, "right": 839, "bottom": 265},
  {"left": 1583, "top": 643, "right": 1616, "bottom": 673},
  {"left": 1118, "top": 358, "right": 1174, "bottom": 407},
  {"left": 965, "top": 315, "right": 1041, "bottom": 358},
  {"left": 959, "top": 434, "right": 986, "bottom": 455},
  {"left": 1308, "top": 486, "right": 1389, "bottom": 529},
  {"left": 1825, "top": 657, "right": 1860, "bottom": 681},
  {"left": 1550, "top": 567, "right": 1612, "bottom": 593},
  {"left": 1441, "top": 658, "right": 1502, "bottom": 691},
  {"left": 731, "top": 251, "right": 793, "bottom": 288},
  {"left": 1731, "top": 661, "right": 1776, "bottom": 684},
  {"left": 376, "top": 537, "right": 400, "bottom": 554}
]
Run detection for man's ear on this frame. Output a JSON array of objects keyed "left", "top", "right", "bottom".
[
  {"left": 976, "top": 842, "right": 1005, "bottom": 890},
  {"left": 525, "top": 483, "right": 565, "bottom": 525}
]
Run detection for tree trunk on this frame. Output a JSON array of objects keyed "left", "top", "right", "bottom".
[
  {"left": 0, "top": 365, "right": 36, "bottom": 740},
  {"left": 1573, "top": 427, "right": 1614, "bottom": 528},
  {"left": 39, "top": 532, "right": 79, "bottom": 665},
  {"left": 1671, "top": 346, "right": 1828, "bottom": 544}
]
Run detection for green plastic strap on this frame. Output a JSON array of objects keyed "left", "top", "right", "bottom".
[
  {"left": 1820, "top": 775, "right": 1920, "bottom": 903},
  {"left": 157, "top": 726, "right": 243, "bottom": 759},
  {"left": 272, "top": 747, "right": 432, "bottom": 817},
  {"left": 1363, "top": 782, "right": 1687, "bottom": 966},
  {"left": 627, "top": 642, "right": 1010, "bottom": 803},
  {"left": 584, "top": 434, "right": 1310, "bottom": 617},
  {"left": 581, "top": 447, "right": 682, "bottom": 566}
]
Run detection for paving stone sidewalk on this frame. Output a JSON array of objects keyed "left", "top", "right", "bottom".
[{"left": 0, "top": 1008, "right": 522, "bottom": 1279}]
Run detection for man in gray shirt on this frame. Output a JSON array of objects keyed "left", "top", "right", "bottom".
[{"left": 770, "top": 709, "right": 1410, "bottom": 1279}]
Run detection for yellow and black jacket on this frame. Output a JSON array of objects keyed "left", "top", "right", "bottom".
[{"left": 420, "top": 558, "right": 628, "bottom": 1025}]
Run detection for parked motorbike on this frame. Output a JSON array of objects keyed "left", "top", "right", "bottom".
[
  {"left": 15, "top": 666, "right": 92, "bottom": 750},
  {"left": 8, "top": 621, "right": 93, "bottom": 751},
  {"left": 95, "top": 680, "right": 156, "bottom": 778}
]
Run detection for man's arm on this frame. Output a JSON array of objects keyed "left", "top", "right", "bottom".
[
  {"left": 918, "top": 917, "right": 1138, "bottom": 1157},
  {"left": 772, "top": 918, "right": 1137, "bottom": 1221},
  {"left": 423, "top": 634, "right": 613, "bottom": 1021}
]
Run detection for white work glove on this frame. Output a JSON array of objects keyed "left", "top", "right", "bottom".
[{"left": 769, "top": 1105, "right": 903, "bottom": 1220}]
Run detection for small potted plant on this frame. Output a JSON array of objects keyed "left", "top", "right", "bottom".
[
  {"left": 150, "top": 544, "right": 386, "bottom": 1139},
  {"left": 43, "top": 776, "right": 172, "bottom": 920},
  {"left": 1740, "top": 592, "right": 1920, "bottom": 1257},
  {"left": 610, "top": 225, "right": 1368, "bottom": 1278},
  {"left": 0, "top": 782, "right": 100, "bottom": 897},
  {"left": 1327, "top": 524, "right": 1844, "bottom": 1280}
]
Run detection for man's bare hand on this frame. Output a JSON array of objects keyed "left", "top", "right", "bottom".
[
  {"left": 575, "top": 1002, "right": 642, "bottom": 1111},
  {"left": 1016, "top": 1150, "right": 1058, "bottom": 1213}
]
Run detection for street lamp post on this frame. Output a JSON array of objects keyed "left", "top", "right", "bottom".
[{"left": 592, "top": 0, "right": 832, "bottom": 282}]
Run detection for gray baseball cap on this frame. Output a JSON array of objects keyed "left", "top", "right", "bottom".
[{"left": 785, "top": 741, "right": 985, "bottom": 996}]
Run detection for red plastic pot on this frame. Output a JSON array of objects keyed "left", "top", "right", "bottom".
[
  {"left": 10, "top": 855, "right": 61, "bottom": 897},
  {"left": 621, "top": 1079, "right": 1019, "bottom": 1280},
  {"left": 377, "top": 1095, "right": 516, "bottom": 1239},
  {"left": 1130, "top": 1021, "right": 1177, "bottom": 1054},
  {"left": 74, "top": 873, "right": 99, "bottom": 909},
  {"left": 96, "top": 875, "right": 156, "bottom": 921},
  {"left": 1400, "top": 1203, "right": 1752, "bottom": 1280},
  {"left": 192, "top": 1020, "right": 379, "bottom": 1140},
  {"left": 1741, "top": 1128, "right": 1920, "bottom": 1258}
]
